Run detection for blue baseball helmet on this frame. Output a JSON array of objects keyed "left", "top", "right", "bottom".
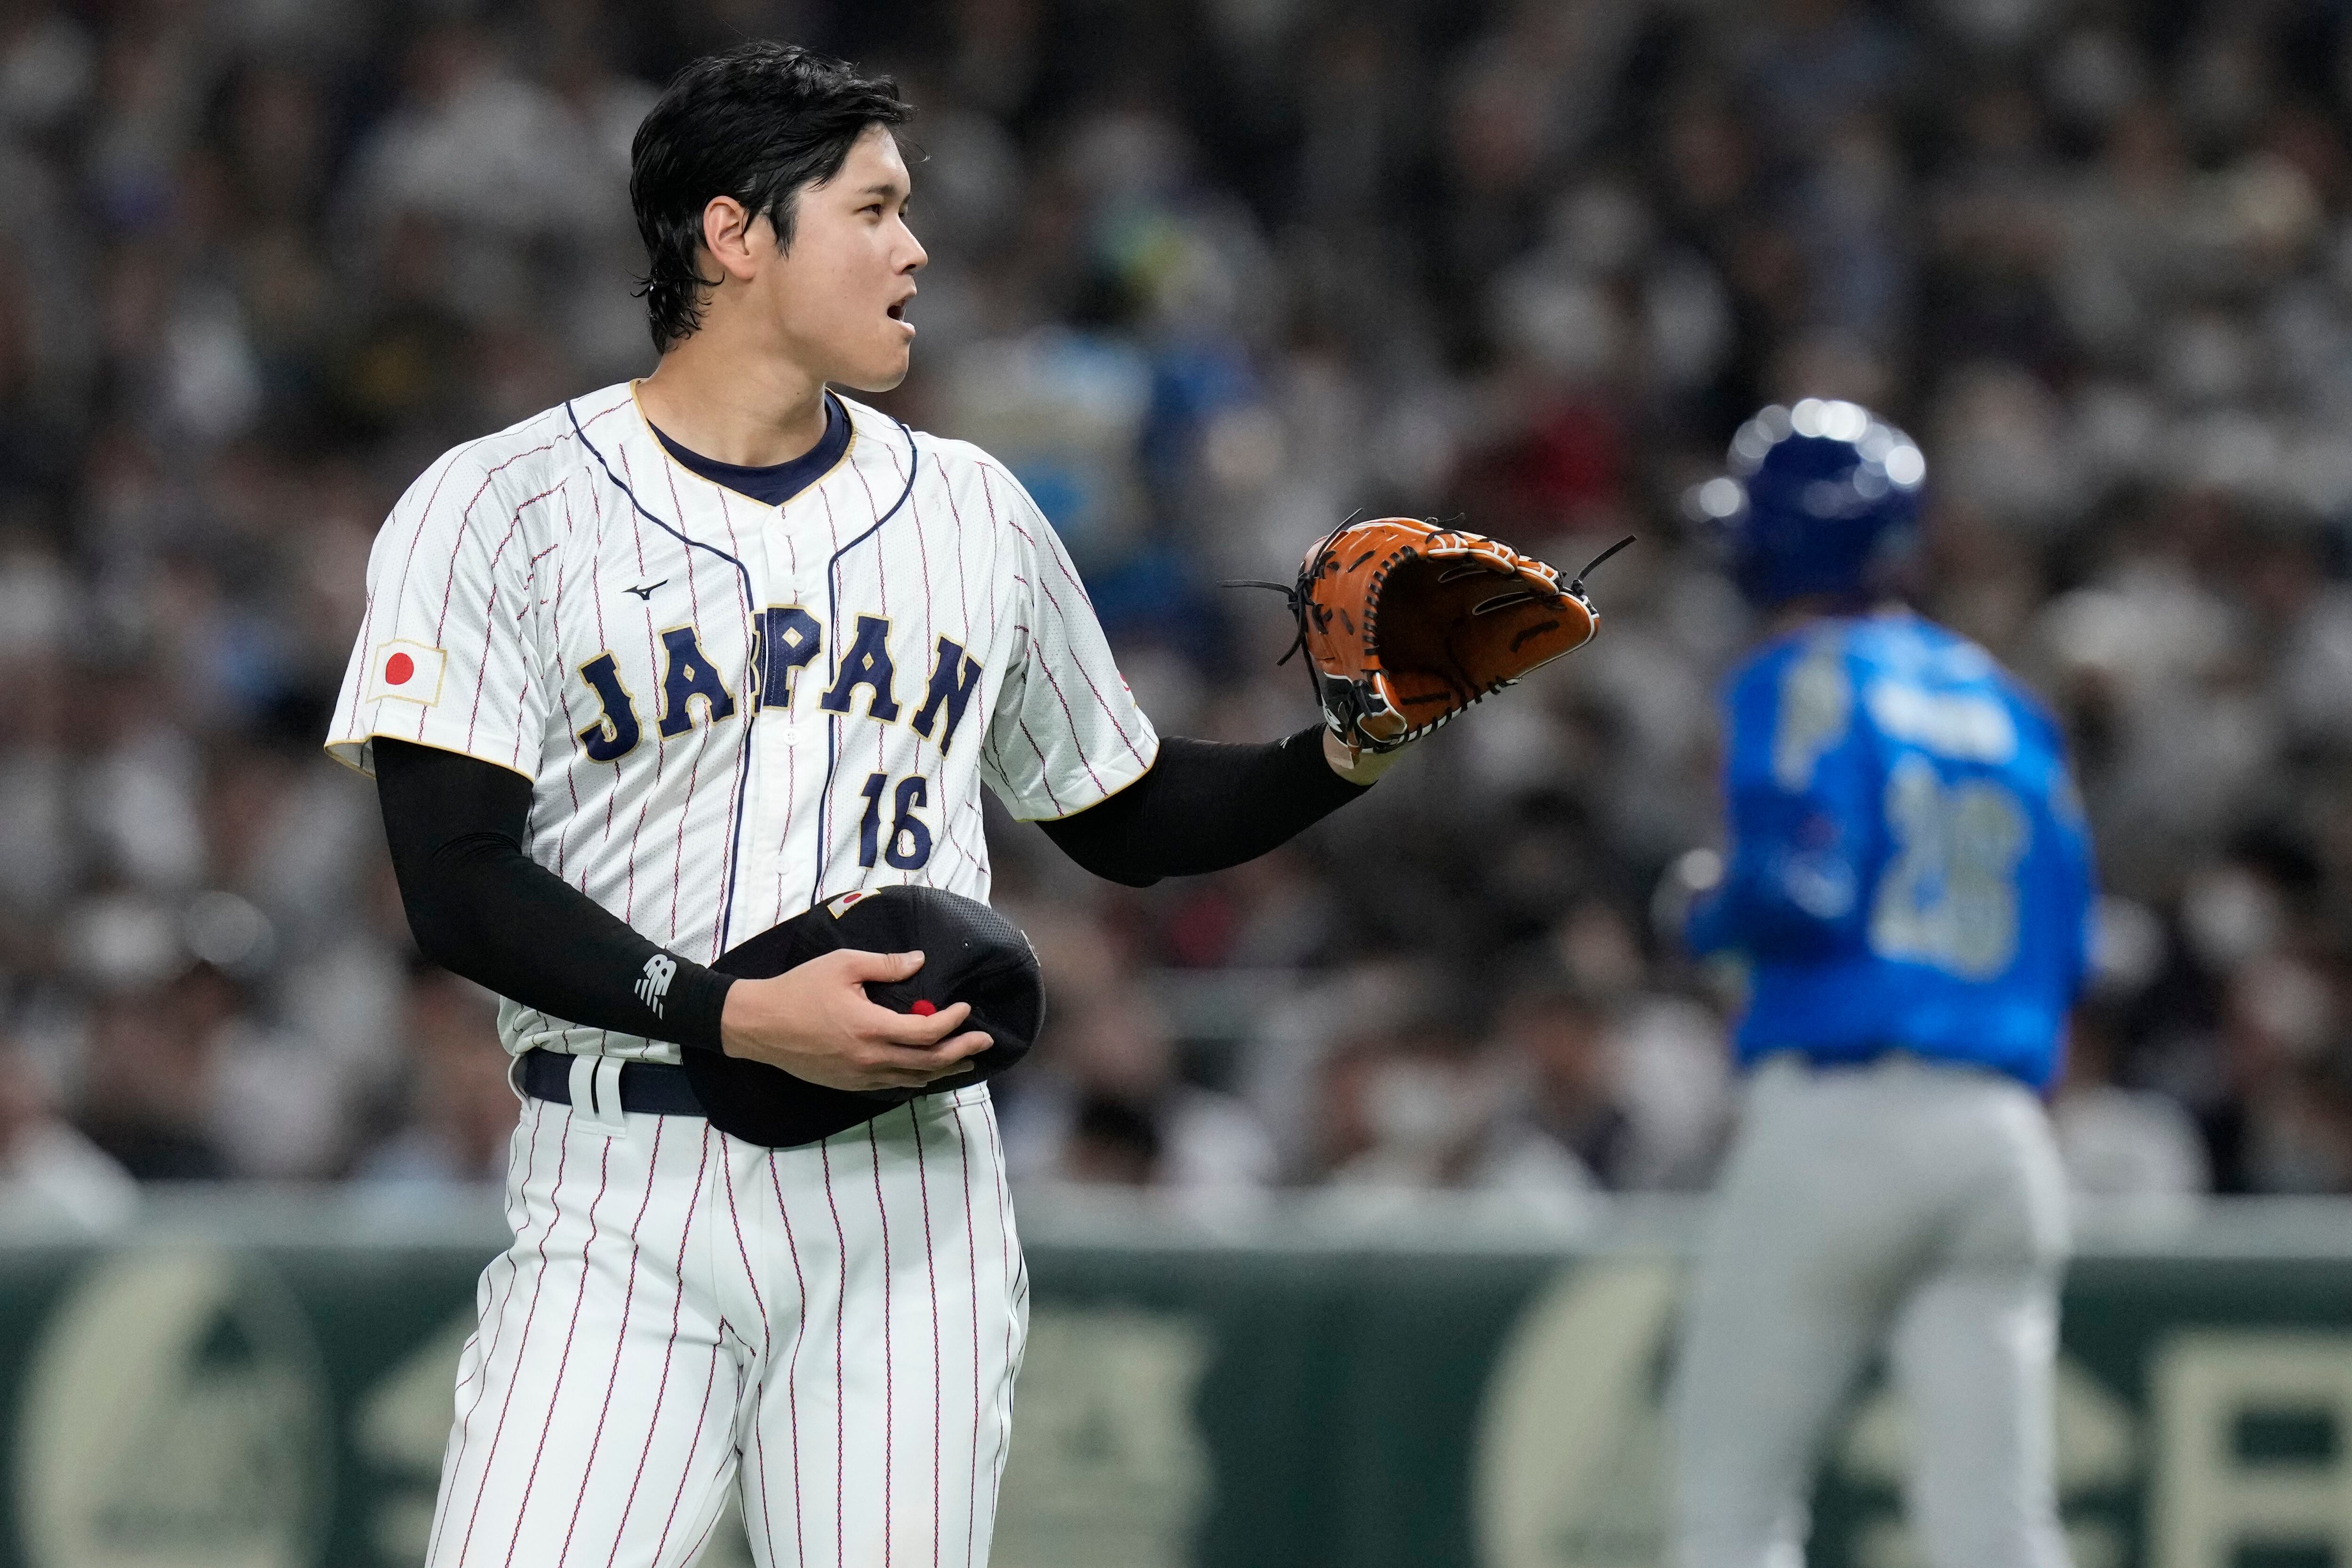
[{"left": 1692, "top": 399, "right": 1926, "bottom": 608}]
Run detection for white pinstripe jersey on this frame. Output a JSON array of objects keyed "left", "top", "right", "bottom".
[{"left": 327, "top": 381, "right": 1159, "bottom": 1064}]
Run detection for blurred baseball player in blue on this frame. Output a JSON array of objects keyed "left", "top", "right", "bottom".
[{"left": 1670, "top": 399, "right": 2095, "bottom": 1568}]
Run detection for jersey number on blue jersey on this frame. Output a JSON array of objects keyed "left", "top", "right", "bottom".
[{"left": 1867, "top": 756, "right": 2030, "bottom": 980}]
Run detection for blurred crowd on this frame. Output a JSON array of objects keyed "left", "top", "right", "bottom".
[{"left": 3, "top": 0, "right": 2352, "bottom": 1221}]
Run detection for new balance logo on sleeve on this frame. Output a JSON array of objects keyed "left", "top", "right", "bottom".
[
  {"left": 323, "top": 376, "right": 1163, "bottom": 1568},
  {"left": 325, "top": 382, "right": 1160, "bottom": 1068},
  {"left": 634, "top": 953, "right": 678, "bottom": 1016}
]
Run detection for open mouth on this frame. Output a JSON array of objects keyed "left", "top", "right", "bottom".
[{"left": 887, "top": 298, "right": 912, "bottom": 323}]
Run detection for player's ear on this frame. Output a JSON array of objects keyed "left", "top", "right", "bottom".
[{"left": 699, "top": 195, "right": 762, "bottom": 284}]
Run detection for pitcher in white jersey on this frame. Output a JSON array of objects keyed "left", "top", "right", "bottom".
[{"left": 328, "top": 42, "right": 1405, "bottom": 1567}]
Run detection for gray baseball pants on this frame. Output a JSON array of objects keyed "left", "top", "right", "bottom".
[{"left": 1670, "top": 1052, "right": 2071, "bottom": 1568}]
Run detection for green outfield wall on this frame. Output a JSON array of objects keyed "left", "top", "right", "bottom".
[{"left": 0, "top": 1193, "right": 2347, "bottom": 1568}]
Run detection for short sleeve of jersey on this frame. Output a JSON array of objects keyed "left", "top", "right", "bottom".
[
  {"left": 1691, "top": 634, "right": 1879, "bottom": 956},
  {"left": 323, "top": 445, "right": 549, "bottom": 780},
  {"left": 975, "top": 467, "right": 1160, "bottom": 820}
]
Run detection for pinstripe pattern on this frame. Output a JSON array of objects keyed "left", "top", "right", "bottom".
[
  {"left": 426, "top": 1090, "right": 1018, "bottom": 1567},
  {"left": 327, "top": 383, "right": 1155, "bottom": 1067},
  {"left": 349, "top": 384, "right": 1101, "bottom": 1564}
]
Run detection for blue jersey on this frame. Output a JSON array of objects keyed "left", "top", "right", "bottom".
[{"left": 1686, "top": 612, "right": 2094, "bottom": 1090}]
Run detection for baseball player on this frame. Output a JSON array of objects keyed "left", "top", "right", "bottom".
[
  {"left": 326, "top": 44, "right": 1413, "bottom": 1567},
  {"left": 1669, "top": 400, "right": 2095, "bottom": 1568}
]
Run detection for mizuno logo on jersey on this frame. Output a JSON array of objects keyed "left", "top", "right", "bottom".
[
  {"left": 367, "top": 640, "right": 447, "bottom": 706},
  {"left": 635, "top": 954, "right": 677, "bottom": 1017},
  {"left": 571, "top": 611, "right": 986, "bottom": 762}
]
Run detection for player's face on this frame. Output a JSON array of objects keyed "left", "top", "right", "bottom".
[{"left": 760, "top": 125, "right": 927, "bottom": 392}]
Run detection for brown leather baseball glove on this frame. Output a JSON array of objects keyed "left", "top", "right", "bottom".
[{"left": 1246, "top": 519, "right": 1628, "bottom": 754}]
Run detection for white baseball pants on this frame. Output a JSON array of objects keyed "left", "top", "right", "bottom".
[
  {"left": 422, "top": 1081, "right": 1027, "bottom": 1568},
  {"left": 1670, "top": 1053, "right": 2071, "bottom": 1568}
]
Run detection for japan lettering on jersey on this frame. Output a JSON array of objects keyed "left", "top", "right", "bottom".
[{"left": 326, "top": 382, "right": 1158, "bottom": 1063}]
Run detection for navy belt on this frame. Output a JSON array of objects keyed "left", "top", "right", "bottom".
[{"left": 519, "top": 1047, "right": 707, "bottom": 1117}]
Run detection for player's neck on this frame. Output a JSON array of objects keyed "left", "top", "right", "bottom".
[
  {"left": 635, "top": 338, "right": 833, "bottom": 469},
  {"left": 1762, "top": 594, "right": 1904, "bottom": 637}
]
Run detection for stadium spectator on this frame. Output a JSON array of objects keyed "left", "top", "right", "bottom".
[
  {"left": 2052, "top": 1006, "right": 2214, "bottom": 1200},
  {"left": 1001, "top": 992, "right": 1277, "bottom": 1198},
  {"left": 0, "top": 0, "right": 2347, "bottom": 1200},
  {"left": 73, "top": 971, "right": 234, "bottom": 1182},
  {"left": 350, "top": 963, "right": 515, "bottom": 1187},
  {"left": 0, "top": 1029, "right": 137, "bottom": 1231},
  {"left": 1463, "top": 972, "right": 1634, "bottom": 1193}
]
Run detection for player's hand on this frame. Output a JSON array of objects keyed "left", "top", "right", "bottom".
[
  {"left": 1322, "top": 728, "right": 1413, "bottom": 784},
  {"left": 717, "top": 949, "right": 994, "bottom": 1092},
  {"left": 1651, "top": 846, "right": 1725, "bottom": 947}
]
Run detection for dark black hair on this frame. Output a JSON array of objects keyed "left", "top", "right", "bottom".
[{"left": 629, "top": 42, "right": 912, "bottom": 353}]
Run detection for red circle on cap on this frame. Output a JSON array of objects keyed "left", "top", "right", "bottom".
[
  {"left": 910, "top": 999, "right": 936, "bottom": 1016},
  {"left": 385, "top": 652, "right": 415, "bottom": 685}
]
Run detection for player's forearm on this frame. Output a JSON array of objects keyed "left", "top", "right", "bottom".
[
  {"left": 374, "top": 739, "right": 734, "bottom": 1051},
  {"left": 1036, "top": 724, "right": 1371, "bottom": 886},
  {"left": 1688, "top": 851, "right": 1865, "bottom": 960},
  {"left": 1683, "top": 889, "right": 1739, "bottom": 957},
  {"left": 1686, "top": 783, "right": 1874, "bottom": 960}
]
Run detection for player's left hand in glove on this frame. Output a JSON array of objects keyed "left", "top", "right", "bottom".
[{"left": 1245, "top": 518, "right": 1629, "bottom": 756}]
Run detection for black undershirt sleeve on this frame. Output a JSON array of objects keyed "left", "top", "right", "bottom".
[
  {"left": 373, "top": 739, "right": 735, "bottom": 1053},
  {"left": 376, "top": 724, "right": 1364, "bottom": 1037},
  {"left": 1036, "top": 724, "right": 1371, "bottom": 887}
]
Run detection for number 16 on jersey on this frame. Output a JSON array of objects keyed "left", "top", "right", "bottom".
[{"left": 858, "top": 772, "right": 933, "bottom": 869}]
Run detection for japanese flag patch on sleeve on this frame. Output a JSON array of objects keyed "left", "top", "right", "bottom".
[{"left": 367, "top": 640, "right": 447, "bottom": 706}]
